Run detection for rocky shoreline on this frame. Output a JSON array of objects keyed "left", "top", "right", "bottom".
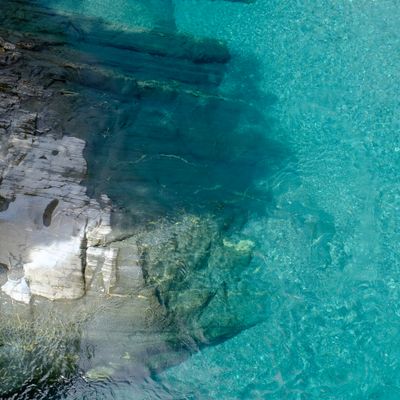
[
  {"left": 0, "top": 0, "right": 244, "bottom": 306},
  {"left": 0, "top": 31, "right": 170, "bottom": 396},
  {"left": 0, "top": 1, "right": 270, "bottom": 395},
  {"left": 0, "top": 35, "right": 122, "bottom": 303}
]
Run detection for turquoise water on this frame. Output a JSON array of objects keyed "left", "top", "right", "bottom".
[
  {"left": 164, "top": 2, "right": 400, "bottom": 398},
  {"left": 2, "top": 0, "right": 400, "bottom": 398}
]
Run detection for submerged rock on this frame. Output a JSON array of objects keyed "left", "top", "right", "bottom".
[
  {"left": 0, "top": 313, "right": 80, "bottom": 397},
  {"left": 85, "top": 365, "right": 115, "bottom": 381},
  {"left": 137, "top": 214, "right": 264, "bottom": 345},
  {"left": 0, "top": 4, "right": 272, "bottom": 395}
]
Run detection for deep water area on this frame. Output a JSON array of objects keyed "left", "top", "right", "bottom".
[{"left": 1, "top": 0, "right": 400, "bottom": 399}]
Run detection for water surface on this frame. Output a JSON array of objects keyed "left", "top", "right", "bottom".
[{"left": 2, "top": 0, "right": 400, "bottom": 399}]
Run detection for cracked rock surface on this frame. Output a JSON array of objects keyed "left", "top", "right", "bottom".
[{"left": 0, "top": 36, "right": 121, "bottom": 302}]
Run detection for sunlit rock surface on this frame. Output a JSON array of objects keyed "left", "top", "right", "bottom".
[{"left": 1, "top": 277, "right": 30, "bottom": 303}]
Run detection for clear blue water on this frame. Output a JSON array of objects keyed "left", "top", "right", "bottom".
[{"left": 2, "top": 0, "right": 400, "bottom": 398}]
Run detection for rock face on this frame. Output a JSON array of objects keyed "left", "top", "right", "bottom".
[
  {"left": 1, "top": 277, "right": 31, "bottom": 303},
  {"left": 85, "top": 238, "right": 143, "bottom": 296},
  {"left": 0, "top": 36, "right": 113, "bottom": 302}
]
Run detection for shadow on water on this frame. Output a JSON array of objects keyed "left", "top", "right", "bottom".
[
  {"left": 0, "top": 0, "right": 290, "bottom": 226},
  {"left": 63, "top": 44, "right": 287, "bottom": 227},
  {"left": 83, "top": 74, "right": 286, "bottom": 227}
]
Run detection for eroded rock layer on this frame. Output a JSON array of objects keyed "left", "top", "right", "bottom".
[{"left": 0, "top": 35, "right": 114, "bottom": 302}]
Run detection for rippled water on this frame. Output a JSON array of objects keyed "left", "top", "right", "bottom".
[{"left": 2, "top": 0, "right": 400, "bottom": 398}]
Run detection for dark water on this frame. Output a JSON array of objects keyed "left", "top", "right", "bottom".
[{"left": 1, "top": 0, "right": 400, "bottom": 399}]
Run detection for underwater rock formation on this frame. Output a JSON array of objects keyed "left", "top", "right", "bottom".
[
  {"left": 0, "top": 0, "right": 285, "bottom": 396},
  {"left": 0, "top": 3, "right": 278, "bottom": 392},
  {"left": 137, "top": 214, "right": 263, "bottom": 345},
  {"left": 0, "top": 0, "right": 276, "bottom": 356}
]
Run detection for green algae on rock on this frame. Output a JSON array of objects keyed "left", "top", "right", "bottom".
[{"left": 0, "top": 315, "right": 80, "bottom": 397}]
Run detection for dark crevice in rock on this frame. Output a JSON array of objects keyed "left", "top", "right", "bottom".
[
  {"left": 0, "top": 262, "right": 8, "bottom": 272},
  {"left": 0, "top": 82, "right": 13, "bottom": 93},
  {"left": 0, "top": 195, "right": 10, "bottom": 211},
  {"left": 80, "top": 228, "right": 88, "bottom": 295},
  {"left": 42, "top": 198, "right": 59, "bottom": 227}
]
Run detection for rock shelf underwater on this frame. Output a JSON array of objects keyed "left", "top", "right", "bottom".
[{"left": 1, "top": 0, "right": 400, "bottom": 399}]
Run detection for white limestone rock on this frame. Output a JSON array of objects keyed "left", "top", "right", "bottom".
[
  {"left": 24, "top": 236, "right": 85, "bottom": 300},
  {"left": 85, "top": 246, "right": 118, "bottom": 295},
  {"left": 85, "top": 238, "right": 144, "bottom": 297},
  {"left": 0, "top": 114, "right": 113, "bottom": 300},
  {"left": 1, "top": 277, "right": 31, "bottom": 304}
]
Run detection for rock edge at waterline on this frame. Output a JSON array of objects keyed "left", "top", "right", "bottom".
[{"left": 0, "top": 36, "right": 120, "bottom": 303}]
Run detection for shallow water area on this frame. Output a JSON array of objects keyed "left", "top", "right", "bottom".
[{"left": 1, "top": 0, "right": 400, "bottom": 399}]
